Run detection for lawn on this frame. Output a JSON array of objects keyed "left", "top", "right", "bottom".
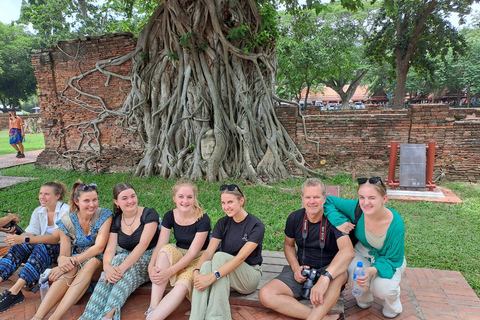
[
  {"left": 0, "top": 130, "right": 45, "bottom": 156},
  {"left": 1, "top": 166, "right": 478, "bottom": 297}
]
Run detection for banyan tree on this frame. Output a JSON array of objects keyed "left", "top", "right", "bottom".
[{"left": 60, "top": 0, "right": 319, "bottom": 182}]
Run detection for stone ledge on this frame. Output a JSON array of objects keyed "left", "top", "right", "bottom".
[{"left": 134, "top": 250, "right": 344, "bottom": 315}]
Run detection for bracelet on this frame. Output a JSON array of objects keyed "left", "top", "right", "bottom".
[{"left": 193, "top": 268, "right": 200, "bottom": 273}]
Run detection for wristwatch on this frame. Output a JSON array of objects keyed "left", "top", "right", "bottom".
[
  {"left": 24, "top": 236, "right": 30, "bottom": 243},
  {"left": 323, "top": 270, "right": 333, "bottom": 281},
  {"left": 214, "top": 270, "right": 221, "bottom": 280}
]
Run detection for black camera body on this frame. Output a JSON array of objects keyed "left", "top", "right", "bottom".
[
  {"left": 2, "top": 221, "right": 24, "bottom": 235},
  {"left": 301, "top": 267, "right": 322, "bottom": 299},
  {"left": 3, "top": 221, "right": 16, "bottom": 229}
]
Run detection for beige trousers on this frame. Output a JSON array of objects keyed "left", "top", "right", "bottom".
[{"left": 189, "top": 252, "right": 261, "bottom": 320}]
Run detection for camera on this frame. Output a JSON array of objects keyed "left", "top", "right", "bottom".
[
  {"left": 3, "top": 221, "right": 16, "bottom": 229},
  {"left": 2, "top": 221, "right": 24, "bottom": 235},
  {"left": 301, "top": 267, "right": 322, "bottom": 299}
]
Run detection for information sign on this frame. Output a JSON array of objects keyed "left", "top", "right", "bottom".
[{"left": 399, "top": 143, "right": 426, "bottom": 187}]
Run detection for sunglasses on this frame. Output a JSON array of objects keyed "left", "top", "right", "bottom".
[
  {"left": 220, "top": 184, "right": 244, "bottom": 197},
  {"left": 357, "top": 177, "right": 385, "bottom": 186},
  {"left": 80, "top": 183, "right": 98, "bottom": 191}
]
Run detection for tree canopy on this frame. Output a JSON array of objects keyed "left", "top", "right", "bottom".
[
  {"left": 19, "top": 0, "right": 157, "bottom": 46},
  {"left": 277, "top": 3, "right": 378, "bottom": 109},
  {"left": 365, "top": 0, "right": 478, "bottom": 108},
  {"left": 0, "top": 22, "right": 37, "bottom": 110}
]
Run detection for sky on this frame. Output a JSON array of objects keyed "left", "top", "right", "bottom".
[
  {"left": 0, "top": 0, "right": 22, "bottom": 24},
  {"left": 0, "top": 0, "right": 478, "bottom": 26}
]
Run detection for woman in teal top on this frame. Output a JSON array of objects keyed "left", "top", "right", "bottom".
[{"left": 324, "top": 177, "right": 406, "bottom": 319}]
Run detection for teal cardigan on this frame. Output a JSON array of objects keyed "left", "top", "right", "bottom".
[{"left": 324, "top": 196, "right": 405, "bottom": 279}]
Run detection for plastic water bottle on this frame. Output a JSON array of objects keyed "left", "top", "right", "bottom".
[
  {"left": 99, "top": 271, "right": 106, "bottom": 282},
  {"left": 39, "top": 278, "right": 49, "bottom": 300},
  {"left": 39, "top": 268, "right": 51, "bottom": 300},
  {"left": 352, "top": 261, "right": 365, "bottom": 297}
]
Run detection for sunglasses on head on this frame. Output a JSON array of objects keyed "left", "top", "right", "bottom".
[
  {"left": 357, "top": 177, "right": 384, "bottom": 186},
  {"left": 80, "top": 183, "right": 98, "bottom": 191},
  {"left": 220, "top": 184, "right": 244, "bottom": 197}
]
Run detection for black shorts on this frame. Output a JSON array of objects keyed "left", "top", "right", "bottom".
[{"left": 275, "top": 265, "right": 329, "bottom": 299}]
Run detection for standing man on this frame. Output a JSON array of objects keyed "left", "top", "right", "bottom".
[
  {"left": 8, "top": 109, "right": 25, "bottom": 158},
  {"left": 259, "top": 178, "right": 354, "bottom": 320}
]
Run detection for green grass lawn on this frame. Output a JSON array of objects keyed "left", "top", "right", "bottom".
[
  {"left": 1, "top": 166, "right": 478, "bottom": 297},
  {"left": 0, "top": 130, "right": 45, "bottom": 156}
]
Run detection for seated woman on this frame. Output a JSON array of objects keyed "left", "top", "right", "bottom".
[
  {"left": 324, "top": 177, "right": 406, "bottom": 319},
  {"left": 145, "top": 180, "right": 210, "bottom": 320},
  {"left": 31, "top": 181, "right": 113, "bottom": 320},
  {"left": 80, "top": 182, "right": 160, "bottom": 320},
  {"left": 190, "top": 184, "right": 265, "bottom": 320},
  {"left": 0, "top": 182, "right": 70, "bottom": 313}
]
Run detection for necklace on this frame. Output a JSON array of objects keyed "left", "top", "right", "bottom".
[
  {"left": 177, "top": 212, "right": 194, "bottom": 225},
  {"left": 122, "top": 207, "right": 138, "bottom": 226}
]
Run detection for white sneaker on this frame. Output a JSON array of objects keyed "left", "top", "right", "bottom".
[
  {"left": 382, "top": 308, "right": 399, "bottom": 318},
  {"left": 356, "top": 301, "right": 371, "bottom": 309}
]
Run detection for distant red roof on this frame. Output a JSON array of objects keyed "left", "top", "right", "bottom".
[{"left": 299, "top": 86, "right": 388, "bottom": 103}]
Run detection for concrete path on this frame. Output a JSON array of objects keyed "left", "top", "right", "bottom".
[{"left": 0, "top": 150, "right": 43, "bottom": 188}]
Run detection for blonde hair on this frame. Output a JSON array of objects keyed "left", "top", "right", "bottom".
[
  {"left": 358, "top": 180, "right": 387, "bottom": 197},
  {"left": 173, "top": 180, "right": 205, "bottom": 221}
]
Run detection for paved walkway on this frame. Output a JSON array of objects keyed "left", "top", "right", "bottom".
[
  {"left": 1, "top": 265, "right": 479, "bottom": 319},
  {"left": 0, "top": 150, "right": 42, "bottom": 188}
]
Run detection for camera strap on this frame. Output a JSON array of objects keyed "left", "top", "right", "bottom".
[{"left": 301, "top": 211, "right": 327, "bottom": 266}]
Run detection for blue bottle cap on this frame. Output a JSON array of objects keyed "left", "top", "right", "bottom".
[{"left": 357, "top": 261, "right": 363, "bottom": 268}]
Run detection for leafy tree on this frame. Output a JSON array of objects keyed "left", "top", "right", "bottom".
[
  {"left": 366, "top": 0, "right": 478, "bottom": 109},
  {"left": 19, "top": 0, "right": 156, "bottom": 47},
  {"left": 276, "top": 10, "right": 324, "bottom": 106},
  {"left": 24, "top": 0, "right": 368, "bottom": 181},
  {"left": 314, "top": 2, "right": 377, "bottom": 109},
  {"left": 0, "top": 23, "right": 37, "bottom": 111},
  {"left": 459, "top": 26, "right": 480, "bottom": 105},
  {"left": 277, "top": 3, "right": 378, "bottom": 109}
]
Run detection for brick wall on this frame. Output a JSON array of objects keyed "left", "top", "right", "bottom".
[
  {"left": 30, "top": 33, "right": 480, "bottom": 182},
  {"left": 281, "top": 104, "right": 480, "bottom": 182},
  {"left": 0, "top": 114, "right": 41, "bottom": 130},
  {"left": 31, "top": 33, "right": 143, "bottom": 172}
]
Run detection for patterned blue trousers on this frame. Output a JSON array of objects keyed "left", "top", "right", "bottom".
[
  {"left": 0, "top": 243, "right": 59, "bottom": 285},
  {"left": 79, "top": 248, "right": 154, "bottom": 320}
]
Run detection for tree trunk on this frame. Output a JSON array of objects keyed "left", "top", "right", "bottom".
[
  {"left": 393, "top": 55, "right": 409, "bottom": 109},
  {"left": 324, "top": 70, "right": 368, "bottom": 110},
  {"left": 118, "top": 0, "right": 312, "bottom": 181}
]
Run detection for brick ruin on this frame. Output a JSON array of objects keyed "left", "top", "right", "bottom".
[
  {"left": 31, "top": 33, "right": 480, "bottom": 182},
  {"left": 31, "top": 33, "right": 142, "bottom": 173}
]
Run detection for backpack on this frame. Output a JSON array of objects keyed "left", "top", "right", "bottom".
[
  {"left": 349, "top": 203, "right": 363, "bottom": 246},
  {"left": 61, "top": 208, "right": 102, "bottom": 241}
]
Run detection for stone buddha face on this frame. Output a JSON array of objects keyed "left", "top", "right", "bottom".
[{"left": 201, "top": 129, "right": 216, "bottom": 159}]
